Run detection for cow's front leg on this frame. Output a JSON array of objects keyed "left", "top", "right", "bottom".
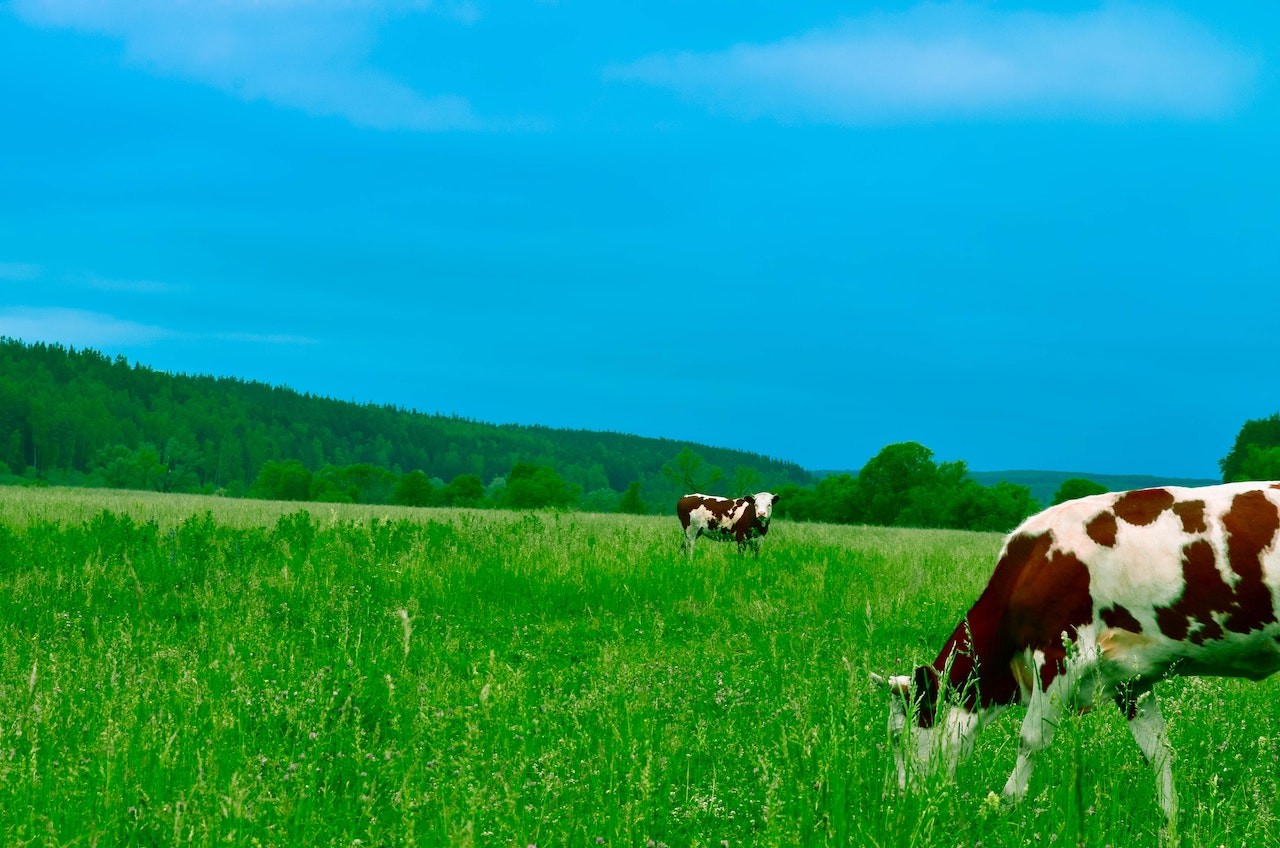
[
  {"left": 1002, "top": 678, "right": 1062, "bottom": 804},
  {"left": 1121, "top": 691, "right": 1178, "bottom": 826}
]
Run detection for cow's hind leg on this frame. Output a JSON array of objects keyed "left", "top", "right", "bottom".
[
  {"left": 1116, "top": 687, "right": 1178, "bottom": 826},
  {"left": 683, "top": 528, "right": 698, "bottom": 559}
]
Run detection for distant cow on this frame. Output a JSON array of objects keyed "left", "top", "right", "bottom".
[
  {"left": 677, "top": 492, "right": 779, "bottom": 557},
  {"left": 873, "top": 481, "right": 1280, "bottom": 825}
]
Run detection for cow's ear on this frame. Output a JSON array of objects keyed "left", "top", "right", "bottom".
[
  {"left": 744, "top": 494, "right": 756, "bottom": 504},
  {"left": 771, "top": 492, "right": 780, "bottom": 502}
]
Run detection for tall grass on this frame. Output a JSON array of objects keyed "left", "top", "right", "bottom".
[{"left": 0, "top": 487, "right": 1277, "bottom": 846}]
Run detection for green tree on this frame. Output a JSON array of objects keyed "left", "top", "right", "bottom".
[
  {"left": 440, "top": 473, "right": 486, "bottom": 507},
  {"left": 1221, "top": 413, "right": 1280, "bottom": 482},
  {"left": 1052, "top": 478, "right": 1108, "bottom": 505},
  {"left": 618, "top": 481, "right": 647, "bottom": 515},
  {"left": 313, "top": 463, "right": 397, "bottom": 504},
  {"left": 393, "top": 470, "right": 435, "bottom": 507},
  {"left": 1233, "top": 445, "right": 1280, "bottom": 482},
  {"left": 250, "top": 460, "right": 313, "bottom": 502},
  {"left": 729, "top": 465, "right": 763, "bottom": 497},
  {"left": 661, "top": 447, "right": 722, "bottom": 493},
  {"left": 503, "top": 462, "right": 577, "bottom": 509},
  {"left": 856, "top": 442, "right": 939, "bottom": 526},
  {"left": 944, "top": 479, "right": 1040, "bottom": 532},
  {"left": 161, "top": 437, "right": 202, "bottom": 493},
  {"left": 309, "top": 467, "right": 356, "bottom": 503},
  {"left": 214, "top": 434, "right": 246, "bottom": 489},
  {"left": 896, "top": 459, "right": 968, "bottom": 528},
  {"left": 981, "top": 481, "right": 1041, "bottom": 530},
  {"left": 581, "top": 488, "right": 620, "bottom": 514},
  {"left": 94, "top": 443, "right": 168, "bottom": 491},
  {"left": 811, "top": 474, "right": 863, "bottom": 524}
]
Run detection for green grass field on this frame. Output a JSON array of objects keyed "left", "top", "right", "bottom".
[{"left": 0, "top": 487, "right": 1277, "bottom": 847}]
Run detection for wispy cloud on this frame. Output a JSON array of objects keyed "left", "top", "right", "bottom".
[
  {"left": 12, "top": 0, "right": 487, "bottom": 131},
  {"left": 0, "top": 307, "right": 319, "bottom": 349},
  {"left": 213, "top": 331, "right": 319, "bottom": 346},
  {"left": 607, "top": 4, "right": 1259, "bottom": 124},
  {"left": 0, "top": 262, "right": 42, "bottom": 282},
  {"left": 81, "top": 273, "right": 187, "bottom": 295},
  {"left": 0, "top": 307, "right": 174, "bottom": 347}
]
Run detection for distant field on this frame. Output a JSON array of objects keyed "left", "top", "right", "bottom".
[{"left": 0, "top": 487, "right": 1276, "bottom": 846}]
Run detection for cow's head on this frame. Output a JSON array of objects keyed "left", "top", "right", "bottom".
[
  {"left": 872, "top": 666, "right": 980, "bottom": 789},
  {"left": 752, "top": 491, "right": 779, "bottom": 522}
]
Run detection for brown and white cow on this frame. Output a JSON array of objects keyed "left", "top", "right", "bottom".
[
  {"left": 874, "top": 481, "right": 1280, "bottom": 825},
  {"left": 677, "top": 492, "right": 779, "bottom": 557}
]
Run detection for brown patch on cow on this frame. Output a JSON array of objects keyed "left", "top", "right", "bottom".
[
  {"left": 1154, "top": 606, "right": 1189, "bottom": 641},
  {"left": 1113, "top": 488, "right": 1175, "bottom": 527},
  {"left": 929, "top": 530, "right": 1093, "bottom": 712},
  {"left": 677, "top": 494, "right": 733, "bottom": 529},
  {"left": 1221, "top": 490, "right": 1280, "bottom": 634},
  {"left": 1101, "top": 605, "right": 1142, "bottom": 632},
  {"left": 1156, "top": 540, "right": 1232, "bottom": 644},
  {"left": 1010, "top": 544, "right": 1094, "bottom": 692},
  {"left": 1173, "top": 500, "right": 1208, "bottom": 534},
  {"left": 1086, "top": 511, "right": 1118, "bottom": 547}
]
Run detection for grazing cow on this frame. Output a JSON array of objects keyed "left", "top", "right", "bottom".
[
  {"left": 873, "top": 481, "right": 1280, "bottom": 825},
  {"left": 677, "top": 492, "right": 779, "bottom": 557}
]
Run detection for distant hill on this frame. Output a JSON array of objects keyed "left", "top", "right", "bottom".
[
  {"left": 967, "top": 470, "right": 1221, "bottom": 507},
  {"left": 0, "top": 338, "right": 813, "bottom": 504}
]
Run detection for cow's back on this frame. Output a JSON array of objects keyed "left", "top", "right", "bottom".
[
  {"left": 677, "top": 493, "right": 715, "bottom": 530},
  {"left": 997, "top": 482, "right": 1280, "bottom": 681}
]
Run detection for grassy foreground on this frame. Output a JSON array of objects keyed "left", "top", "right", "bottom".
[{"left": 0, "top": 488, "right": 1278, "bottom": 846}]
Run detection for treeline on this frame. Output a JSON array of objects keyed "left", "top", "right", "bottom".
[
  {"left": 775, "top": 441, "right": 1042, "bottom": 532},
  {"left": 0, "top": 339, "right": 809, "bottom": 512},
  {"left": 14, "top": 338, "right": 1257, "bottom": 533}
]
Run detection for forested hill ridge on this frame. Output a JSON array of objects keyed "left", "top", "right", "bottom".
[
  {"left": 0, "top": 338, "right": 811, "bottom": 510},
  {"left": 3, "top": 338, "right": 1265, "bottom": 532}
]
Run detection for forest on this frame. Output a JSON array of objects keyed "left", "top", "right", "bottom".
[{"left": 0, "top": 338, "right": 1259, "bottom": 532}]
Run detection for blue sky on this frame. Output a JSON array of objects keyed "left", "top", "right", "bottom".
[{"left": 2, "top": 2, "right": 1277, "bottom": 479}]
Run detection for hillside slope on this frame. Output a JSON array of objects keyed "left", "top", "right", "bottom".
[{"left": 0, "top": 339, "right": 812, "bottom": 498}]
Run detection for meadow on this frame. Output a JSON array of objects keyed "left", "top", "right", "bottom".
[{"left": 0, "top": 488, "right": 1278, "bottom": 846}]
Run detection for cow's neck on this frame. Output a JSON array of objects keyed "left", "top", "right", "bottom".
[
  {"left": 930, "top": 608, "right": 1018, "bottom": 711},
  {"left": 929, "top": 532, "right": 1054, "bottom": 710}
]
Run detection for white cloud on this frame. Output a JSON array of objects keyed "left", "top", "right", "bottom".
[
  {"left": 12, "top": 0, "right": 486, "bottom": 131},
  {"left": 0, "top": 307, "right": 174, "bottom": 347},
  {"left": 607, "top": 4, "right": 1259, "bottom": 124}
]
